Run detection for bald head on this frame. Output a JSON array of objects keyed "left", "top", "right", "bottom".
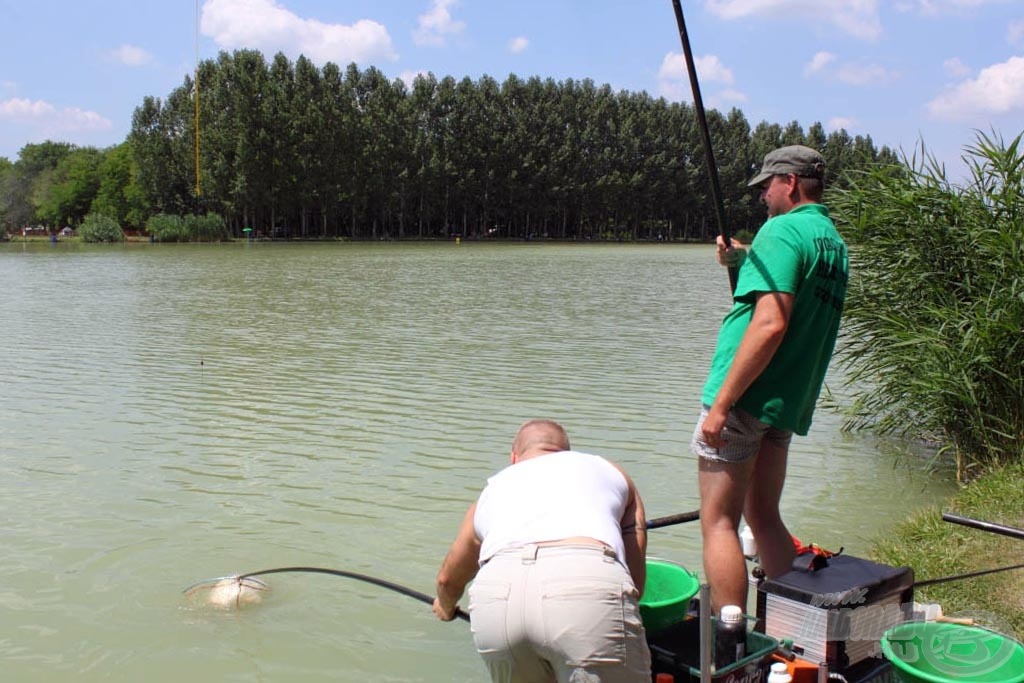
[{"left": 511, "top": 420, "right": 570, "bottom": 463}]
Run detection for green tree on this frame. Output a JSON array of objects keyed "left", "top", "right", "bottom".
[
  {"left": 0, "top": 156, "right": 15, "bottom": 235},
  {"left": 1, "top": 142, "right": 73, "bottom": 228},
  {"left": 92, "top": 143, "right": 146, "bottom": 229},
  {"left": 123, "top": 50, "right": 899, "bottom": 242},
  {"left": 78, "top": 213, "right": 124, "bottom": 242},
  {"left": 36, "top": 147, "right": 103, "bottom": 227}
]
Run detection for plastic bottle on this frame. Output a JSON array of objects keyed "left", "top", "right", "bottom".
[
  {"left": 767, "top": 661, "right": 793, "bottom": 683},
  {"left": 714, "top": 604, "right": 747, "bottom": 669},
  {"left": 740, "top": 524, "right": 758, "bottom": 558}
]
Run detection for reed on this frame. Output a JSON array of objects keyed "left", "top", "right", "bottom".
[{"left": 831, "top": 130, "right": 1024, "bottom": 480}]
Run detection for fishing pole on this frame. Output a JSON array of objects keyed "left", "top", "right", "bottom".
[
  {"left": 184, "top": 566, "right": 470, "bottom": 621},
  {"left": 913, "top": 512, "right": 1024, "bottom": 587},
  {"left": 670, "top": 0, "right": 737, "bottom": 293},
  {"left": 941, "top": 512, "right": 1024, "bottom": 541},
  {"left": 185, "top": 510, "right": 701, "bottom": 615},
  {"left": 647, "top": 508, "right": 699, "bottom": 529},
  {"left": 238, "top": 566, "right": 470, "bottom": 621},
  {"left": 915, "top": 561, "right": 1024, "bottom": 588}
]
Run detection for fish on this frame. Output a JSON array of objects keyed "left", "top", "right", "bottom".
[{"left": 184, "top": 576, "right": 270, "bottom": 609}]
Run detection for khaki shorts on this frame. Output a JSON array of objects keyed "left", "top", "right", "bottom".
[
  {"left": 691, "top": 404, "right": 793, "bottom": 463},
  {"left": 468, "top": 544, "right": 650, "bottom": 683}
]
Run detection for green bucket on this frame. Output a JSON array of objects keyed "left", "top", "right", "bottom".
[
  {"left": 639, "top": 560, "right": 699, "bottom": 635},
  {"left": 881, "top": 621, "right": 1024, "bottom": 683}
]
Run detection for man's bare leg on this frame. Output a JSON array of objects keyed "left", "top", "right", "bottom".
[
  {"left": 743, "top": 439, "right": 794, "bottom": 579},
  {"left": 699, "top": 456, "right": 756, "bottom": 613}
]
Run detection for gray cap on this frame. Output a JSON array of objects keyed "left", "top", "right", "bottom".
[{"left": 748, "top": 145, "right": 826, "bottom": 187}]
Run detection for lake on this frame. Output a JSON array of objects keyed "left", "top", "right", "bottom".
[{"left": 0, "top": 240, "right": 955, "bottom": 681}]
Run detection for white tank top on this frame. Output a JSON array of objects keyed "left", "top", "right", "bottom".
[{"left": 474, "top": 451, "right": 630, "bottom": 566}]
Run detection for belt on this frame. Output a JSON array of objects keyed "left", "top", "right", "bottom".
[{"left": 484, "top": 542, "right": 618, "bottom": 565}]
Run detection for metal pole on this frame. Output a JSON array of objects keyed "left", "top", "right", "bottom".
[{"left": 699, "top": 582, "right": 712, "bottom": 682}]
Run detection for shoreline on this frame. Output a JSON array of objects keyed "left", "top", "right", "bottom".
[{"left": 870, "top": 461, "right": 1024, "bottom": 637}]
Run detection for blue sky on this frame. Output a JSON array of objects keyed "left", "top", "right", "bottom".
[{"left": 2, "top": 0, "right": 1022, "bottom": 180}]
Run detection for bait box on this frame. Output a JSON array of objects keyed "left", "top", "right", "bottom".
[{"left": 755, "top": 554, "right": 914, "bottom": 672}]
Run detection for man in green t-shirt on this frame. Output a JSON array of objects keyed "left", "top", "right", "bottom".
[{"left": 691, "top": 145, "right": 848, "bottom": 614}]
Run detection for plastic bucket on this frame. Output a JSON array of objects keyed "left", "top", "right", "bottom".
[
  {"left": 639, "top": 560, "right": 699, "bottom": 635},
  {"left": 881, "top": 621, "right": 1024, "bottom": 683}
]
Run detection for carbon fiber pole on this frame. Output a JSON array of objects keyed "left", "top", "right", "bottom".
[{"left": 670, "top": 0, "right": 737, "bottom": 292}]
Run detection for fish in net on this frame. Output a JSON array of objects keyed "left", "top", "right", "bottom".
[{"left": 182, "top": 576, "right": 270, "bottom": 609}]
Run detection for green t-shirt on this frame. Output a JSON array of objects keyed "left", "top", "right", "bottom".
[{"left": 701, "top": 203, "right": 848, "bottom": 435}]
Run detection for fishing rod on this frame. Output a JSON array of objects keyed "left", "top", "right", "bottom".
[
  {"left": 941, "top": 512, "right": 1024, "bottom": 541},
  {"left": 914, "top": 512, "right": 1024, "bottom": 587},
  {"left": 647, "top": 508, "right": 699, "bottom": 529},
  {"left": 238, "top": 566, "right": 471, "bottom": 622},
  {"left": 670, "top": 0, "right": 737, "bottom": 293},
  {"left": 916, "top": 560, "right": 1024, "bottom": 588},
  {"left": 185, "top": 510, "right": 701, "bottom": 614}
]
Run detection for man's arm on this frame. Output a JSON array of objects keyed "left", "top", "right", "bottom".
[
  {"left": 614, "top": 466, "right": 647, "bottom": 596},
  {"left": 702, "top": 290, "right": 794, "bottom": 448},
  {"left": 434, "top": 501, "right": 481, "bottom": 621}
]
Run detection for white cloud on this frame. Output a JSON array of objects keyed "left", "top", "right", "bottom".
[
  {"left": 896, "top": 0, "right": 1003, "bottom": 16},
  {"left": 835, "top": 62, "right": 899, "bottom": 85},
  {"left": 658, "top": 52, "right": 733, "bottom": 85},
  {"left": 657, "top": 52, "right": 743, "bottom": 106},
  {"left": 0, "top": 98, "right": 56, "bottom": 119},
  {"left": 414, "top": 0, "right": 466, "bottom": 47},
  {"left": 827, "top": 116, "right": 858, "bottom": 131},
  {"left": 943, "top": 57, "right": 971, "bottom": 79},
  {"left": 706, "top": 88, "right": 749, "bottom": 110},
  {"left": 201, "top": 0, "right": 396, "bottom": 65},
  {"left": 111, "top": 44, "right": 153, "bottom": 66},
  {"left": 694, "top": 55, "right": 735, "bottom": 84},
  {"left": 706, "top": 0, "right": 883, "bottom": 40},
  {"left": 1009, "top": 20, "right": 1024, "bottom": 47},
  {"left": 927, "top": 55, "right": 1024, "bottom": 119},
  {"left": 508, "top": 36, "right": 529, "bottom": 54},
  {"left": 56, "top": 108, "right": 113, "bottom": 132},
  {"left": 0, "top": 98, "right": 112, "bottom": 133},
  {"left": 399, "top": 70, "right": 429, "bottom": 88},
  {"left": 804, "top": 51, "right": 836, "bottom": 77},
  {"left": 802, "top": 51, "right": 898, "bottom": 86}
]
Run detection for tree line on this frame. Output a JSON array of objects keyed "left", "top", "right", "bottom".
[{"left": 1, "top": 50, "right": 898, "bottom": 241}]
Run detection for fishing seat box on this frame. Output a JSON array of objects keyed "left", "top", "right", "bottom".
[
  {"left": 755, "top": 554, "right": 914, "bottom": 673},
  {"left": 648, "top": 615, "right": 779, "bottom": 683}
]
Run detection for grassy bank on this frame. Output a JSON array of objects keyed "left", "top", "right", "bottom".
[{"left": 870, "top": 461, "right": 1024, "bottom": 637}]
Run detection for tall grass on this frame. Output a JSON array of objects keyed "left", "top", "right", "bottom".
[
  {"left": 831, "top": 130, "right": 1024, "bottom": 480},
  {"left": 147, "top": 213, "right": 230, "bottom": 242}
]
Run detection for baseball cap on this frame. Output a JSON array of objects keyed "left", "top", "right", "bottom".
[{"left": 748, "top": 145, "right": 826, "bottom": 187}]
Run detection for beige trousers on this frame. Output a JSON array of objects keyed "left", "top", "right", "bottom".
[{"left": 468, "top": 544, "right": 650, "bottom": 683}]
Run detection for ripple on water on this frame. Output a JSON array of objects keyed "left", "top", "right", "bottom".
[{"left": 0, "top": 242, "right": 956, "bottom": 681}]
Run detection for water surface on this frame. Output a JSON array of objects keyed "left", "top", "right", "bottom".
[{"left": 0, "top": 241, "right": 955, "bottom": 681}]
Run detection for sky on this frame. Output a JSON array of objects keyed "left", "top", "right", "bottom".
[{"left": 2, "top": 0, "right": 1023, "bottom": 181}]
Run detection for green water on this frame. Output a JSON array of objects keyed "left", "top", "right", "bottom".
[{"left": 0, "top": 241, "right": 956, "bottom": 681}]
